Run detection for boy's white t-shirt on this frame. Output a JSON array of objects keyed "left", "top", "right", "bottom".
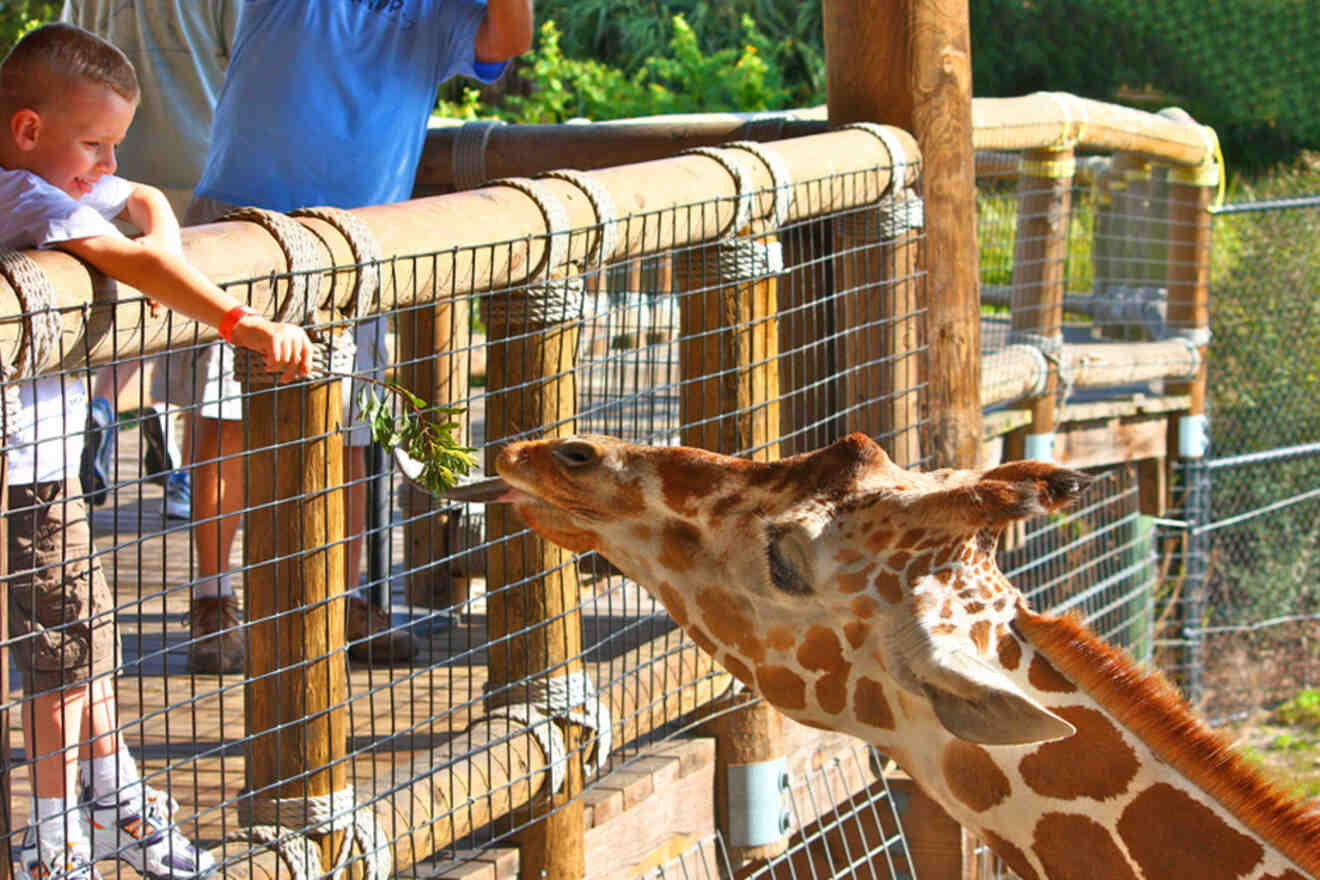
[{"left": 0, "top": 168, "right": 132, "bottom": 485}]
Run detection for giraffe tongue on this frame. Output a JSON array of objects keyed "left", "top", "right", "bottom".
[{"left": 439, "top": 475, "right": 518, "bottom": 504}]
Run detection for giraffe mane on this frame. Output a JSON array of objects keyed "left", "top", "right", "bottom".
[{"left": 1016, "top": 608, "right": 1320, "bottom": 876}]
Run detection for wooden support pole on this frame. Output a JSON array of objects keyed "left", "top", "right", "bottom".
[
  {"left": 777, "top": 220, "right": 838, "bottom": 456},
  {"left": 833, "top": 195, "right": 923, "bottom": 466},
  {"left": 1009, "top": 147, "right": 1074, "bottom": 459},
  {"left": 674, "top": 230, "right": 782, "bottom": 461},
  {"left": 0, "top": 453, "right": 10, "bottom": 880},
  {"left": 706, "top": 694, "right": 787, "bottom": 867},
  {"left": 482, "top": 287, "right": 586, "bottom": 880},
  {"left": 824, "top": 0, "right": 981, "bottom": 469},
  {"left": 242, "top": 377, "right": 351, "bottom": 874},
  {"left": 395, "top": 291, "right": 473, "bottom": 609}
]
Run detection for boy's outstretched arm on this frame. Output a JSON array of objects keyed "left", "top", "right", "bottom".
[
  {"left": 59, "top": 233, "right": 314, "bottom": 383},
  {"left": 475, "top": 0, "right": 534, "bottom": 62},
  {"left": 119, "top": 182, "right": 183, "bottom": 256}
]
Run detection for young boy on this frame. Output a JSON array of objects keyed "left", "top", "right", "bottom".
[{"left": 1, "top": 22, "right": 313, "bottom": 880}]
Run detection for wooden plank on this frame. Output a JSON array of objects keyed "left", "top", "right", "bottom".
[{"left": 1053, "top": 414, "right": 1169, "bottom": 470}]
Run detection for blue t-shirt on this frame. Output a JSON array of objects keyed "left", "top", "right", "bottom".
[{"left": 195, "top": 0, "right": 507, "bottom": 211}]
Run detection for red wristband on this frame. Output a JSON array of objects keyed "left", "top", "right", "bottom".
[{"left": 218, "top": 304, "right": 256, "bottom": 342}]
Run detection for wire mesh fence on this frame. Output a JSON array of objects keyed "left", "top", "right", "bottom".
[{"left": 0, "top": 104, "right": 1245, "bottom": 880}]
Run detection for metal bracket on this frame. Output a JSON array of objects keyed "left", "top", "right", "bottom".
[{"left": 727, "top": 757, "right": 792, "bottom": 847}]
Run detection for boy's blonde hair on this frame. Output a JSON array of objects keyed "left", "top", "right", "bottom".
[{"left": 1, "top": 22, "right": 139, "bottom": 116}]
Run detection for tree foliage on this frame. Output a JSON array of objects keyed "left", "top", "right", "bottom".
[{"left": 0, "top": 1, "right": 59, "bottom": 58}]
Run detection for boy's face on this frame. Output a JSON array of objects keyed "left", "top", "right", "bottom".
[{"left": 11, "top": 77, "right": 136, "bottom": 200}]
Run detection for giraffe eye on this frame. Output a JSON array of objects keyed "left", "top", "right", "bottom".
[{"left": 553, "top": 440, "right": 598, "bottom": 469}]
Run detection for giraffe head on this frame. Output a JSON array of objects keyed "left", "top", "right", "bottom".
[{"left": 479, "top": 432, "right": 1091, "bottom": 747}]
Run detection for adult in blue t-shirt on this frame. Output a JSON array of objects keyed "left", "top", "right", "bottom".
[{"left": 177, "top": 0, "right": 533, "bottom": 674}]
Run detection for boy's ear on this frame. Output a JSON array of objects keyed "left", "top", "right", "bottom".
[{"left": 10, "top": 108, "right": 41, "bottom": 151}]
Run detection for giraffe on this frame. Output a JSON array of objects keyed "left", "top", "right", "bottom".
[{"left": 454, "top": 431, "right": 1320, "bottom": 880}]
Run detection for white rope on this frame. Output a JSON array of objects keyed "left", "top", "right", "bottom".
[
  {"left": 477, "top": 672, "right": 614, "bottom": 796},
  {"left": 1008, "top": 330, "right": 1075, "bottom": 404},
  {"left": 488, "top": 177, "right": 571, "bottom": 281},
  {"left": 536, "top": 168, "right": 619, "bottom": 267},
  {"left": 229, "top": 785, "right": 392, "bottom": 880},
  {"left": 289, "top": 206, "right": 382, "bottom": 321},
  {"left": 452, "top": 119, "right": 506, "bottom": 191},
  {"left": 681, "top": 146, "right": 756, "bottom": 236},
  {"left": 723, "top": 140, "right": 795, "bottom": 229},
  {"left": 839, "top": 123, "right": 909, "bottom": 195},
  {"left": 0, "top": 251, "right": 63, "bottom": 438}
]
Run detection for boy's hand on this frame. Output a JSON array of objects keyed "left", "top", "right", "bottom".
[{"left": 230, "top": 317, "right": 315, "bottom": 383}]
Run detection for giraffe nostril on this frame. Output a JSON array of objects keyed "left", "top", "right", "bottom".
[{"left": 553, "top": 440, "right": 598, "bottom": 469}]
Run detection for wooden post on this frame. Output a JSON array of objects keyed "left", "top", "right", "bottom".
[
  {"left": 1009, "top": 147, "right": 1075, "bottom": 461},
  {"left": 243, "top": 377, "right": 351, "bottom": 873},
  {"left": 777, "top": 220, "right": 839, "bottom": 456},
  {"left": 824, "top": 0, "right": 981, "bottom": 468},
  {"left": 483, "top": 283, "right": 587, "bottom": 880},
  {"left": 834, "top": 193, "right": 923, "bottom": 466},
  {"left": 395, "top": 293, "right": 473, "bottom": 609},
  {"left": 674, "top": 229, "right": 782, "bottom": 461},
  {"left": 707, "top": 694, "right": 788, "bottom": 867}
]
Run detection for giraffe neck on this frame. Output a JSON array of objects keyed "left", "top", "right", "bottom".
[{"left": 892, "top": 609, "right": 1320, "bottom": 880}]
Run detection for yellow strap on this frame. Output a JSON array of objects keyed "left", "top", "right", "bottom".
[{"left": 1019, "top": 155, "right": 1076, "bottom": 179}]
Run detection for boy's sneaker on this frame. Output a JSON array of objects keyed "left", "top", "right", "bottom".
[
  {"left": 14, "top": 831, "right": 103, "bottom": 880},
  {"left": 140, "top": 408, "right": 176, "bottom": 484},
  {"left": 162, "top": 471, "right": 192, "bottom": 521},
  {"left": 85, "top": 785, "right": 216, "bottom": 879},
  {"left": 79, "top": 397, "right": 115, "bottom": 507}
]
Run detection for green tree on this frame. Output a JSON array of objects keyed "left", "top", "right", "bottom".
[{"left": 1, "top": 2, "right": 58, "bottom": 58}]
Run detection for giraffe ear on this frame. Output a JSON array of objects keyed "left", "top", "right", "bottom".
[
  {"left": 910, "top": 464, "right": 1092, "bottom": 531},
  {"left": 917, "top": 649, "right": 1077, "bottom": 745}
]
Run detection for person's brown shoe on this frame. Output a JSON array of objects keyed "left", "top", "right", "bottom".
[
  {"left": 347, "top": 597, "right": 417, "bottom": 663},
  {"left": 188, "top": 595, "right": 244, "bottom": 674}
]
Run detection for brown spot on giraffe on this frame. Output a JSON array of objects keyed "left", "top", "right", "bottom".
[
  {"left": 631, "top": 524, "right": 653, "bottom": 543},
  {"left": 899, "top": 528, "right": 927, "bottom": 548},
  {"left": 969, "top": 620, "right": 992, "bottom": 655},
  {"left": 756, "top": 664, "right": 807, "bottom": 711},
  {"left": 765, "top": 625, "right": 796, "bottom": 654},
  {"left": 657, "top": 582, "right": 689, "bottom": 628},
  {"left": 842, "top": 620, "right": 870, "bottom": 650},
  {"left": 853, "top": 676, "right": 895, "bottom": 730},
  {"left": 686, "top": 624, "right": 718, "bottom": 657},
  {"left": 835, "top": 567, "right": 872, "bottom": 595},
  {"left": 931, "top": 623, "right": 957, "bottom": 636},
  {"left": 658, "top": 521, "right": 702, "bottom": 574},
  {"left": 1033, "top": 812, "right": 1138, "bottom": 880},
  {"left": 697, "top": 586, "right": 765, "bottom": 662},
  {"left": 864, "top": 528, "right": 893, "bottom": 552},
  {"left": 850, "top": 595, "right": 878, "bottom": 619},
  {"left": 815, "top": 668, "right": 851, "bottom": 715},
  {"left": 835, "top": 547, "right": 863, "bottom": 565},
  {"left": 872, "top": 569, "right": 903, "bottom": 603},
  {"left": 997, "top": 630, "right": 1022, "bottom": 670},
  {"left": 797, "top": 626, "right": 844, "bottom": 672},
  {"left": 942, "top": 741, "right": 1011, "bottom": 813},
  {"left": 1260, "top": 872, "right": 1309, "bottom": 880},
  {"left": 887, "top": 551, "right": 911, "bottom": 572},
  {"left": 1117, "top": 783, "right": 1265, "bottom": 879},
  {"left": 721, "top": 654, "right": 756, "bottom": 689},
  {"left": 1019, "top": 706, "right": 1139, "bottom": 801},
  {"left": 978, "top": 831, "right": 1041, "bottom": 880},
  {"left": 1028, "top": 650, "right": 1077, "bottom": 693}
]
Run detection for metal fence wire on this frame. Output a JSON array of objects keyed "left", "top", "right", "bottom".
[{"left": 0, "top": 127, "right": 1261, "bottom": 880}]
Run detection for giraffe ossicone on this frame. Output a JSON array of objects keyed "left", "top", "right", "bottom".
[{"left": 464, "top": 432, "right": 1320, "bottom": 880}]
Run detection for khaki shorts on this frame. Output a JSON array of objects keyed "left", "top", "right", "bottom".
[{"left": 6, "top": 480, "right": 120, "bottom": 693}]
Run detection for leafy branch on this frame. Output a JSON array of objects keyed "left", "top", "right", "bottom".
[{"left": 329, "top": 372, "right": 477, "bottom": 495}]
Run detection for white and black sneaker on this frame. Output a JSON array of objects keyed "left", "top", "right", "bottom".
[
  {"left": 13, "top": 830, "right": 103, "bottom": 880},
  {"left": 84, "top": 785, "right": 215, "bottom": 879}
]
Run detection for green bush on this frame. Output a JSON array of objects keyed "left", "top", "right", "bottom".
[{"left": 0, "top": 2, "right": 58, "bottom": 58}]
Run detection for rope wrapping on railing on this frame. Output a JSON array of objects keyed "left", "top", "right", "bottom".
[
  {"left": 289, "top": 206, "right": 382, "bottom": 322},
  {"left": 0, "top": 251, "right": 63, "bottom": 437},
  {"left": 483, "top": 177, "right": 584, "bottom": 328},
  {"left": 835, "top": 189, "right": 925, "bottom": 242},
  {"left": 724, "top": 140, "right": 795, "bottom": 230},
  {"left": 536, "top": 168, "right": 619, "bottom": 268},
  {"left": 1008, "top": 330, "right": 1075, "bottom": 404},
  {"left": 681, "top": 146, "right": 756, "bottom": 236},
  {"left": 475, "top": 672, "right": 614, "bottom": 796},
  {"left": 452, "top": 119, "right": 507, "bottom": 192},
  {"left": 221, "top": 206, "right": 358, "bottom": 388},
  {"left": 228, "top": 785, "right": 391, "bottom": 880},
  {"left": 839, "top": 122, "right": 910, "bottom": 193}
]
